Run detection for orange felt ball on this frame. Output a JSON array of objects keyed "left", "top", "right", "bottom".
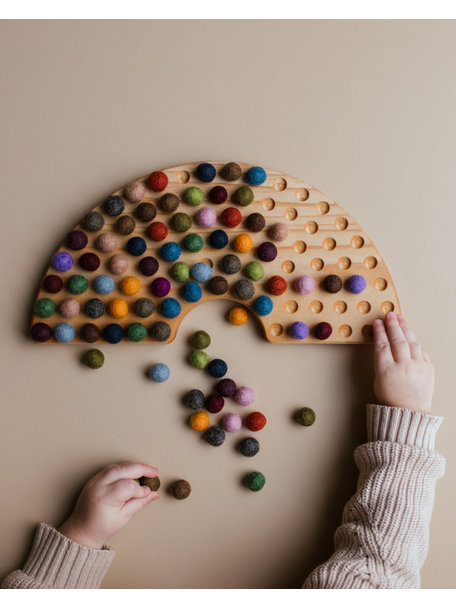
[
  {"left": 120, "top": 276, "right": 141, "bottom": 295},
  {"left": 245, "top": 411, "right": 267, "bottom": 432},
  {"left": 189, "top": 411, "right": 210, "bottom": 431},
  {"left": 109, "top": 298, "right": 128, "bottom": 318},
  {"left": 234, "top": 233, "right": 253, "bottom": 253},
  {"left": 228, "top": 306, "right": 248, "bottom": 326}
]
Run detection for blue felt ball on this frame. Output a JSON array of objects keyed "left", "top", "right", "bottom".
[
  {"left": 190, "top": 262, "right": 213, "bottom": 283},
  {"left": 253, "top": 295, "right": 274, "bottom": 316},
  {"left": 126, "top": 237, "right": 147, "bottom": 256},
  {"left": 346, "top": 274, "right": 367, "bottom": 294},
  {"left": 246, "top": 166, "right": 267, "bottom": 186},
  {"left": 103, "top": 323, "right": 124, "bottom": 344},
  {"left": 160, "top": 241, "right": 181, "bottom": 262},
  {"left": 209, "top": 229, "right": 228, "bottom": 249},
  {"left": 148, "top": 363, "right": 170, "bottom": 383},
  {"left": 207, "top": 358, "right": 228, "bottom": 378},
  {"left": 54, "top": 322, "right": 75, "bottom": 343},
  {"left": 93, "top": 275, "right": 115, "bottom": 295},
  {"left": 182, "top": 281, "right": 202, "bottom": 303},
  {"left": 196, "top": 162, "right": 216, "bottom": 182},
  {"left": 160, "top": 297, "right": 181, "bottom": 319}
]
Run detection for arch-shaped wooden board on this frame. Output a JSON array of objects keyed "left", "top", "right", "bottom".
[{"left": 30, "top": 161, "right": 401, "bottom": 344}]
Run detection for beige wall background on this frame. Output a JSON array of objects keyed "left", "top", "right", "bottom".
[{"left": 0, "top": 20, "right": 454, "bottom": 589}]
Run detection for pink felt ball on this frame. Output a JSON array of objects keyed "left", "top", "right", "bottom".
[
  {"left": 222, "top": 413, "right": 242, "bottom": 433},
  {"left": 196, "top": 206, "right": 217, "bottom": 228},
  {"left": 96, "top": 232, "right": 119, "bottom": 253},
  {"left": 124, "top": 180, "right": 146, "bottom": 203},
  {"left": 110, "top": 253, "right": 129, "bottom": 274},
  {"left": 235, "top": 386, "right": 256, "bottom": 406},
  {"left": 294, "top": 275, "right": 315, "bottom": 295},
  {"left": 60, "top": 297, "right": 80, "bottom": 318}
]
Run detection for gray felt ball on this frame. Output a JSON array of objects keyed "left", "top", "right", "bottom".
[
  {"left": 183, "top": 389, "right": 205, "bottom": 410},
  {"left": 103, "top": 195, "right": 125, "bottom": 216},
  {"left": 83, "top": 211, "right": 105, "bottom": 232},
  {"left": 84, "top": 298, "right": 105, "bottom": 319},
  {"left": 239, "top": 437, "right": 260, "bottom": 457},
  {"left": 134, "top": 298, "right": 154, "bottom": 318},
  {"left": 219, "top": 254, "right": 241, "bottom": 275},
  {"left": 204, "top": 426, "right": 226, "bottom": 446},
  {"left": 233, "top": 279, "right": 255, "bottom": 300},
  {"left": 150, "top": 321, "right": 171, "bottom": 342}
]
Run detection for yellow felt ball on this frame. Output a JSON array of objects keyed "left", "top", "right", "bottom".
[
  {"left": 233, "top": 233, "right": 253, "bottom": 253},
  {"left": 120, "top": 276, "right": 141, "bottom": 295},
  {"left": 189, "top": 411, "right": 210, "bottom": 431},
  {"left": 109, "top": 298, "right": 128, "bottom": 318},
  {"left": 228, "top": 306, "right": 248, "bottom": 326}
]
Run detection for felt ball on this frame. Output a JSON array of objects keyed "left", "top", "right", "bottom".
[
  {"left": 219, "top": 254, "right": 241, "bottom": 275},
  {"left": 123, "top": 180, "right": 145, "bottom": 203},
  {"left": 209, "top": 229, "right": 228, "bottom": 249},
  {"left": 253, "top": 295, "right": 273, "bottom": 316},
  {"left": 269, "top": 223, "right": 288, "bottom": 242},
  {"left": 126, "top": 237, "right": 147, "bottom": 257},
  {"left": 171, "top": 212, "right": 192, "bottom": 232},
  {"left": 139, "top": 476, "right": 161, "bottom": 491},
  {"left": 207, "top": 359, "right": 228, "bottom": 379},
  {"left": 182, "top": 281, "right": 202, "bottom": 303},
  {"left": 66, "top": 230, "right": 88, "bottom": 250},
  {"left": 246, "top": 166, "right": 267, "bottom": 186},
  {"left": 204, "top": 426, "right": 226, "bottom": 447},
  {"left": 246, "top": 212, "right": 265, "bottom": 233},
  {"left": 54, "top": 322, "right": 75, "bottom": 343},
  {"left": 160, "top": 297, "right": 181, "bottom": 319},
  {"left": 103, "top": 323, "right": 123, "bottom": 344},
  {"left": 239, "top": 437, "right": 260, "bottom": 458},
  {"left": 196, "top": 162, "right": 216, "bottom": 182},
  {"left": 85, "top": 298, "right": 106, "bottom": 319},
  {"left": 346, "top": 274, "right": 367, "bottom": 294},
  {"left": 150, "top": 321, "right": 171, "bottom": 342},
  {"left": 323, "top": 274, "right": 343, "bottom": 293},
  {"left": 82, "top": 349, "right": 104, "bottom": 369},
  {"left": 170, "top": 479, "right": 192, "bottom": 500},
  {"left": 31, "top": 322, "right": 52, "bottom": 342},
  {"left": 196, "top": 206, "right": 217, "bottom": 228},
  {"left": 190, "top": 262, "right": 212, "bottom": 283},
  {"left": 52, "top": 252, "right": 73, "bottom": 272},
  {"left": 235, "top": 386, "right": 255, "bottom": 406},
  {"left": 139, "top": 256, "right": 159, "bottom": 277},
  {"left": 189, "top": 350, "right": 209, "bottom": 369},
  {"left": 267, "top": 275, "right": 287, "bottom": 296},
  {"left": 183, "top": 186, "right": 204, "bottom": 206},
  {"left": 148, "top": 222, "right": 168, "bottom": 242},
  {"left": 233, "top": 279, "right": 255, "bottom": 300},
  {"left": 80, "top": 323, "right": 101, "bottom": 343},
  {"left": 221, "top": 207, "right": 242, "bottom": 228},
  {"left": 205, "top": 394, "right": 225, "bottom": 413},
  {"left": 314, "top": 322, "right": 333, "bottom": 340},
  {"left": 294, "top": 275, "right": 315, "bottom": 295},
  {"left": 136, "top": 202, "right": 157, "bottom": 222},
  {"left": 147, "top": 170, "right": 168, "bottom": 192},
  {"left": 243, "top": 471, "right": 265, "bottom": 491},
  {"left": 158, "top": 193, "right": 179, "bottom": 213},
  {"left": 233, "top": 233, "right": 253, "bottom": 253},
  {"left": 183, "top": 233, "right": 204, "bottom": 253},
  {"left": 209, "top": 186, "right": 227, "bottom": 204},
  {"left": 83, "top": 211, "right": 104, "bottom": 232},
  {"left": 160, "top": 241, "right": 181, "bottom": 262},
  {"left": 96, "top": 232, "right": 119, "bottom": 253},
  {"left": 189, "top": 411, "right": 210, "bottom": 431},
  {"left": 244, "top": 261, "right": 264, "bottom": 281},
  {"left": 79, "top": 253, "right": 100, "bottom": 272},
  {"left": 34, "top": 298, "right": 56, "bottom": 318},
  {"left": 228, "top": 306, "right": 248, "bottom": 326},
  {"left": 109, "top": 253, "right": 129, "bottom": 274},
  {"left": 190, "top": 330, "right": 211, "bottom": 349},
  {"left": 245, "top": 411, "right": 267, "bottom": 431},
  {"left": 109, "top": 298, "right": 128, "bottom": 318},
  {"left": 60, "top": 298, "right": 80, "bottom": 318},
  {"left": 171, "top": 261, "right": 190, "bottom": 282},
  {"left": 257, "top": 242, "right": 277, "bottom": 262},
  {"left": 43, "top": 275, "right": 63, "bottom": 293},
  {"left": 295, "top": 407, "right": 316, "bottom": 426},
  {"left": 103, "top": 195, "right": 125, "bottom": 217},
  {"left": 221, "top": 162, "right": 242, "bottom": 181},
  {"left": 234, "top": 186, "right": 254, "bottom": 206},
  {"left": 94, "top": 274, "right": 115, "bottom": 295},
  {"left": 151, "top": 277, "right": 171, "bottom": 297},
  {"left": 288, "top": 322, "right": 309, "bottom": 340},
  {"left": 207, "top": 276, "right": 229, "bottom": 295},
  {"left": 183, "top": 389, "right": 205, "bottom": 410},
  {"left": 134, "top": 298, "right": 154, "bottom": 318},
  {"left": 148, "top": 363, "right": 170, "bottom": 382},
  {"left": 222, "top": 413, "right": 242, "bottom": 433},
  {"left": 126, "top": 322, "right": 147, "bottom": 342},
  {"left": 216, "top": 378, "right": 237, "bottom": 397},
  {"left": 115, "top": 215, "right": 136, "bottom": 235},
  {"left": 120, "top": 276, "right": 141, "bottom": 296},
  {"left": 67, "top": 274, "right": 89, "bottom": 295}
]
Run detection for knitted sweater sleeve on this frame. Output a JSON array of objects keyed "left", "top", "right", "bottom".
[
  {"left": 302, "top": 403, "right": 446, "bottom": 589},
  {"left": 0, "top": 523, "right": 114, "bottom": 589}
]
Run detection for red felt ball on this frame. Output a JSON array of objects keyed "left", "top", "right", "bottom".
[
  {"left": 245, "top": 411, "right": 267, "bottom": 432},
  {"left": 314, "top": 322, "right": 333, "bottom": 340},
  {"left": 147, "top": 171, "right": 168, "bottom": 192},
  {"left": 209, "top": 186, "right": 228, "bottom": 204},
  {"left": 267, "top": 275, "right": 287, "bottom": 296},
  {"left": 148, "top": 221, "right": 168, "bottom": 241},
  {"left": 205, "top": 394, "right": 225, "bottom": 413},
  {"left": 221, "top": 207, "right": 242, "bottom": 228},
  {"left": 43, "top": 275, "right": 63, "bottom": 293},
  {"left": 79, "top": 252, "right": 100, "bottom": 271}
]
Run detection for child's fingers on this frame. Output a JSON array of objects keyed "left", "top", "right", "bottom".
[
  {"left": 373, "top": 318, "right": 394, "bottom": 370},
  {"left": 397, "top": 314, "right": 424, "bottom": 360},
  {"left": 384, "top": 312, "right": 411, "bottom": 362},
  {"left": 107, "top": 478, "right": 152, "bottom": 504},
  {"left": 122, "top": 492, "right": 160, "bottom": 517},
  {"left": 422, "top": 348, "right": 431, "bottom": 363},
  {"left": 101, "top": 462, "right": 159, "bottom": 485}
]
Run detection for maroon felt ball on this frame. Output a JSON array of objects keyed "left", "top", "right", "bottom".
[
  {"left": 43, "top": 275, "right": 63, "bottom": 294},
  {"left": 31, "top": 322, "right": 52, "bottom": 342},
  {"left": 209, "top": 186, "right": 228, "bottom": 204},
  {"left": 314, "top": 322, "right": 333, "bottom": 340},
  {"left": 66, "top": 230, "right": 88, "bottom": 250},
  {"left": 139, "top": 256, "right": 159, "bottom": 276},
  {"left": 79, "top": 252, "right": 100, "bottom": 271},
  {"left": 205, "top": 394, "right": 225, "bottom": 413},
  {"left": 216, "top": 378, "right": 237, "bottom": 397}
]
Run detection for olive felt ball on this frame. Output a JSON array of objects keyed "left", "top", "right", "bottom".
[
  {"left": 135, "top": 298, "right": 154, "bottom": 318},
  {"left": 183, "top": 389, "right": 205, "bottom": 410},
  {"left": 139, "top": 256, "right": 159, "bottom": 277},
  {"left": 182, "top": 281, "right": 202, "bottom": 303},
  {"left": 235, "top": 386, "right": 255, "bottom": 406},
  {"left": 295, "top": 407, "right": 316, "bottom": 426},
  {"left": 160, "top": 241, "right": 181, "bottom": 262},
  {"left": 170, "top": 479, "right": 192, "bottom": 500},
  {"left": 204, "top": 426, "right": 226, "bottom": 446},
  {"left": 216, "top": 378, "right": 237, "bottom": 397},
  {"left": 43, "top": 275, "right": 63, "bottom": 293},
  {"left": 139, "top": 476, "right": 161, "bottom": 491},
  {"left": 239, "top": 437, "right": 260, "bottom": 457},
  {"left": 80, "top": 323, "right": 101, "bottom": 343},
  {"left": 83, "top": 211, "right": 105, "bottom": 232},
  {"left": 66, "top": 230, "right": 88, "bottom": 250},
  {"left": 221, "top": 162, "right": 242, "bottom": 181},
  {"left": 323, "top": 274, "right": 343, "bottom": 293},
  {"left": 189, "top": 350, "right": 209, "bottom": 369},
  {"left": 148, "top": 222, "right": 168, "bottom": 242},
  {"left": 34, "top": 298, "right": 56, "bottom": 318},
  {"left": 190, "top": 262, "right": 212, "bottom": 283},
  {"left": 207, "top": 359, "right": 228, "bottom": 378},
  {"left": 244, "top": 261, "right": 264, "bottom": 281},
  {"left": 148, "top": 363, "right": 170, "bottom": 382},
  {"left": 246, "top": 212, "right": 265, "bottom": 232},
  {"left": 196, "top": 162, "right": 216, "bottom": 182},
  {"left": 158, "top": 193, "right": 179, "bottom": 213},
  {"left": 54, "top": 322, "right": 75, "bottom": 343},
  {"left": 207, "top": 276, "right": 229, "bottom": 295},
  {"left": 67, "top": 275, "right": 89, "bottom": 295},
  {"left": 222, "top": 413, "right": 242, "bottom": 433},
  {"left": 79, "top": 252, "right": 100, "bottom": 272},
  {"left": 126, "top": 237, "right": 147, "bottom": 257},
  {"left": 103, "top": 323, "right": 124, "bottom": 344},
  {"left": 190, "top": 330, "right": 211, "bottom": 350},
  {"left": 115, "top": 215, "right": 136, "bottom": 235},
  {"left": 183, "top": 233, "right": 204, "bottom": 253},
  {"left": 52, "top": 252, "right": 73, "bottom": 272},
  {"left": 82, "top": 349, "right": 105, "bottom": 369},
  {"left": 147, "top": 171, "right": 168, "bottom": 192},
  {"left": 94, "top": 275, "right": 115, "bottom": 295},
  {"left": 243, "top": 471, "right": 265, "bottom": 491},
  {"left": 253, "top": 295, "right": 273, "bottom": 316},
  {"left": 209, "top": 186, "right": 227, "bottom": 204},
  {"left": 232, "top": 279, "right": 255, "bottom": 300},
  {"left": 314, "top": 322, "right": 332, "bottom": 340},
  {"left": 245, "top": 166, "right": 267, "bottom": 186},
  {"left": 136, "top": 202, "right": 157, "bottom": 222},
  {"left": 31, "top": 323, "right": 52, "bottom": 342},
  {"left": 209, "top": 229, "right": 229, "bottom": 249},
  {"left": 205, "top": 394, "right": 225, "bottom": 413},
  {"left": 150, "top": 321, "right": 171, "bottom": 342},
  {"left": 103, "top": 195, "right": 125, "bottom": 217},
  {"left": 126, "top": 323, "right": 147, "bottom": 342},
  {"left": 183, "top": 186, "right": 204, "bottom": 206},
  {"left": 233, "top": 186, "right": 254, "bottom": 206},
  {"left": 171, "top": 212, "right": 192, "bottom": 233},
  {"left": 189, "top": 411, "right": 210, "bottom": 431},
  {"left": 160, "top": 298, "right": 181, "bottom": 319},
  {"left": 219, "top": 254, "right": 241, "bottom": 275},
  {"left": 171, "top": 262, "right": 190, "bottom": 282},
  {"left": 196, "top": 207, "right": 217, "bottom": 228},
  {"left": 346, "top": 274, "right": 367, "bottom": 294},
  {"left": 245, "top": 411, "right": 267, "bottom": 431},
  {"left": 124, "top": 180, "right": 145, "bottom": 203},
  {"left": 288, "top": 322, "right": 309, "bottom": 340}
]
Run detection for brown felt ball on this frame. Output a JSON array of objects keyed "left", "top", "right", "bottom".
[
  {"left": 246, "top": 212, "right": 265, "bottom": 233},
  {"left": 136, "top": 202, "right": 157, "bottom": 222},
  {"left": 323, "top": 274, "right": 343, "bottom": 293},
  {"left": 115, "top": 215, "right": 136, "bottom": 235},
  {"left": 207, "top": 276, "right": 229, "bottom": 295},
  {"left": 80, "top": 323, "right": 101, "bottom": 343},
  {"left": 139, "top": 476, "right": 161, "bottom": 491},
  {"left": 221, "top": 162, "right": 242, "bottom": 181},
  {"left": 159, "top": 193, "right": 179, "bottom": 213},
  {"left": 170, "top": 479, "right": 191, "bottom": 500}
]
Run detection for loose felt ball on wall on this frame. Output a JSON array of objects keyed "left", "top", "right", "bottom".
[
  {"left": 136, "top": 202, "right": 157, "bottom": 222},
  {"left": 34, "top": 298, "right": 56, "bottom": 318},
  {"left": 295, "top": 407, "right": 316, "bottom": 426},
  {"left": 216, "top": 378, "right": 237, "bottom": 397},
  {"left": 196, "top": 206, "right": 217, "bottom": 228},
  {"left": 233, "top": 279, "right": 255, "bottom": 300},
  {"left": 221, "top": 207, "right": 242, "bottom": 228},
  {"left": 182, "top": 281, "right": 202, "bottom": 303},
  {"left": 151, "top": 277, "right": 171, "bottom": 297},
  {"left": 96, "top": 232, "right": 119, "bottom": 253},
  {"left": 233, "top": 186, "right": 254, "bottom": 206},
  {"left": 93, "top": 274, "right": 115, "bottom": 295},
  {"left": 83, "top": 211, "right": 104, "bottom": 232},
  {"left": 82, "top": 349, "right": 105, "bottom": 369},
  {"left": 267, "top": 275, "right": 287, "bottom": 296},
  {"left": 109, "top": 254, "right": 129, "bottom": 274},
  {"left": 196, "top": 162, "right": 216, "bottom": 182},
  {"left": 190, "top": 330, "right": 211, "bottom": 350},
  {"left": 235, "top": 386, "right": 255, "bottom": 406},
  {"left": 183, "top": 389, "right": 205, "bottom": 410},
  {"left": 66, "top": 230, "right": 88, "bottom": 250},
  {"left": 160, "top": 297, "right": 181, "bottom": 319},
  {"left": 323, "top": 274, "right": 342, "bottom": 293},
  {"left": 148, "top": 363, "right": 170, "bottom": 382},
  {"left": 221, "top": 161, "right": 242, "bottom": 181},
  {"left": 269, "top": 223, "right": 288, "bottom": 242},
  {"left": 183, "top": 186, "right": 204, "bottom": 206},
  {"left": 209, "top": 186, "right": 228, "bottom": 204},
  {"left": 253, "top": 295, "right": 273, "bottom": 316},
  {"left": 205, "top": 394, "right": 225, "bottom": 413},
  {"left": 115, "top": 215, "right": 136, "bottom": 235},
  {"left": 294, "top": 275, "right": 315, "bottom": 295},
  {"left": 190, "top": 262, "right": 212, "bottom": 283},
  {"left": 246, "top": 212, "right": 265, "bottom": 233},
  {"left": 150, "top": 321, "right": 171, "bottom": 342},
  {"left": 126, "top": 237, "right": 147, "bottom": 257},
  {"left": 189, "top": 411, "right": 210, "bottom": 431},
  {"left": 207, "top": 276, "right": 229, "bottom": 295},
  {"left": 346, "top": 274, "right": 367, "bottom": 294},
  {"left": 158, "top": 193, "right": 179, "bottom": 214},
  {"left": 103, "top": 195, "right": 125, "bottom": 217},
  {"left": 207, "top": 359, "right": 227, "bottom": 379},
  {"left": 103, "top": 323, "right": 123, "bottom": 344},
  {"left": 120, "top": 276, "right": 141, "bottom": 295},
  {"left": 109, "top": 298, "right": 128, "bottom": 319},
  {"left": 222, "top": 413, "right": 242, "bottom": 433},
  {"left": 139, "top": 256, "right": 159, "bottom": 277},
  {"left": 60, "top": 298, "right": 80, "bottom": 318},
  {"left": 52, "top": 252, "right": 73, "bottom": 272},
  {"left": 171, "top": 261, "right": 190, "bottom": 282},
  {"left": 67, "top": 274, "right": 89, "bottom": 295},
  {"left": 209, "top": 229, "right": 228, "bottom": 249},
  {"left": 257, "top": 242, "right": 277, "bottom": 262},
  {"left": 183, "top": 233, "right": 204, "bottom": 253},
  {"left": 123, "top": 180, "right": 145, "bottom": 203},
  {"left": 288, "top": 321, "right": 309, "bottom": 340},
  {"left": 219, "top": 254, "right": 241, "bottom": 275},
  {"left": 31, "top": 322, "right": 52, "bottom": 342},
  {"left": 228, "top": 306, "right": 248, "bottom": 326},
  {"left": 54, "top": 322, "right": 75, "bottom": 343},
  {"left": 246, "top": 166, "right": 267, "bottom": 186},
  {"left": 80, "top": 323, "right": 101, "bottom": 343},
  {"left": 139, "top": 476, "right": 161, "bottom": 491},
  {"left": 189, "top": 350, "right": 209, "bottom": 369},
  {"left": 244, "top": 261, "right": 264, "bottom": 281},
  {"left": 43, "top": 275, "right": 63, "bottom": 293},
  {"left": 148, "top": 222, "right": 168, "bottom": 242},
  {"left": 233, "top": 233, "right": 253, "bottom": 253},
  {"left": 170, "top": 480, "right": 192, "bottom": 500},
  {"left": 238, "top": 437, "right": 260, "bottom": 458},
  {"left": 245, "top": 411, "right": 267, "bottom": 431},
  {"left": 314, "top": 322, "right": 332, "bottom": 340},
  {"left": 126, "top": 323, "right": 147, "bottom": 342},
  {"left": 147, "top": 171, "right": 168, "bottom": 192},
  {"left": 134, "top": 298, "right": 154, "bottom": 318},
  {"left": 204, "top": 426, "right": 226, "bottom": 446},
  {"left": 85, "top": 298, "right": 105, "bottom": 319},
  {"left": 160, "top": 241, "right": 181, "bottom": 262},
  {"left": 79, "top": 252, "right": 100, "bottom": 272},
  {"left": 171, "top": 212, "right": 192, "bottom": 233},
  {"left": 243, "top": 471, "right": 265, "bottom": 491}
]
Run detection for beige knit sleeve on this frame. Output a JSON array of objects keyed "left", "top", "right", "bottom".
[
  {"left": 302, "top": 403, "right": 446, "bottom": 589},
  {"left": 0, "top": 523, "right": 114, "bottom": 589}
]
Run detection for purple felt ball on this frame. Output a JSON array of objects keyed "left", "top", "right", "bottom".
[
  {"left": 222, "top": 413, "right": 242, "bottom": 433},
  {"left": 294, "top": 275, "right": 315, "bottom": 295},
  {"left": 257, "top": 242, "right": 277, "bottom": 262},
  {"left": 346, "top": 274, "right": 367, "bottom": 294},
  {"left": 151, "top": 277, "right": 171, "bottom": 297},
  {"left": 139, "top": 256, "right": 159, "bottom": 276},
  {"left": 31, "top": 322, "right": 52, "bottom": 342},
  {"left": 66, "top": 230, "right": 88, "bottom": 250},
  {"left": 52, "top": 252, "right": 73, "bottom": 272},
  {"left": 289, "top": 321, "right": 309, "bottom": 340},
  {"left": 235, "top": 386, "right": 256, "bottom": 406},
  {"left": 196, "top": 206, "right": 217, "bottom": 228},
  {"left": 216, "top": 378, "right": 237, "bottom": 397}
]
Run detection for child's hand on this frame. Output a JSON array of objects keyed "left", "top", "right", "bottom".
[
  {"left": 373, "top": 312, "right": 434, "bottom": 414},
  {"left": 58, "top": 462, "right": 159, "bottom": 549}
]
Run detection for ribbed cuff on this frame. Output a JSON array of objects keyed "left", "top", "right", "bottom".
[
  {"left": 366, "top": 403, "right": 443, "bottom": 451},
  {"left": 22, "top": 523, "right": 114, "bottom": 589}
]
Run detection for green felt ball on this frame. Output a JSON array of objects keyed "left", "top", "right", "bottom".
[
  {"left": 183, "top": 233, "right": 204, "bottom": 253},
  {"left": 67, "top": 274, "right": 89, "bottom": 295},
  {"left": 295, "top": 407, "right": 316, "bottom": 426},
  {"left": 244, "top": 261, "right": 265, "bottom": 281},
  {"left": 82, "top": 349, "right": 105, "bottom": 369},
  {"left": 183, "top": 187, "right": 204, "bottom": 206},
  {"left": 244, "top": 472, "right": 266, "bottom": 492},
  {"left": 234, "top": 186, "right": 254, "bottom": 206},
  {"left": 172, "top": 212, "right": 193, "bottom": 233},
  {"left": 171, "top": 261, "right": 190, "bottom": 282},
  {"left": 126, "top": 323, "right": 147, "bottom": 342},
  {"left": 189, "top": 350, "right": 209, "bottom": 369},
  {"left": 190, "top": 330, "right": 211, "bottom": 350},
  {"left": 34, "top": 298, "right": 56, "bottom": 318}
]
